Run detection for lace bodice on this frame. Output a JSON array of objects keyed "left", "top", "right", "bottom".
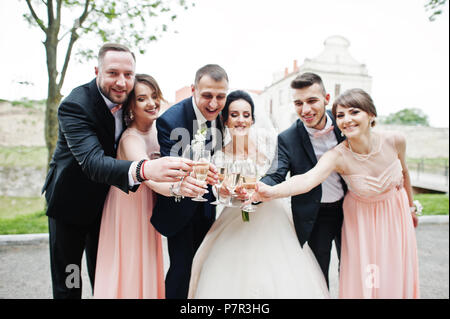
[
  {"left": 340, "top": 159, "right": 404, "bottom": 197},
  {"left": 335, "top": 132, "right": 404, "bottom": 197}
]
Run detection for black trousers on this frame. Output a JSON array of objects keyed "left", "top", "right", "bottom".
[
  {"left": 48, "top": 216, "right": 101, "bottom": 299},
  {"left": 165, "top": 205, "right": 215, "bottom": 299},
  {"left": 307, "top": 200, "right": 344, "bottom": 288}
]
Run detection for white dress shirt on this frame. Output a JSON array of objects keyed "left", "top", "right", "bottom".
[
  {"left": 98, "top": 88, "right": 136, "bottom": 187},
  {"left": 304, "top": 113, "right": 344, "bottom": 203},
  {"left": 192, "top": 97, "right": 217, "bottom": 146}
]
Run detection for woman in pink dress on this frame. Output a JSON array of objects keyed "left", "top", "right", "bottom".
[
  {"left": 93, "top": 74, "right": 205, "bottom": 299},
  {"left": 252, "top": 88, "right": 420, "bottom": 299}
]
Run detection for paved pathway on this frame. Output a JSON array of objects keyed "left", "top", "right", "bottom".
[{"left": 0, "top": 222, "right": 448, "bottom": 299}]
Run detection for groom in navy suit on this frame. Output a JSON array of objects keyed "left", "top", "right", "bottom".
[
  {"left": 261, "top": 73, "right": 347, "bottom": 287},
  {"left": 151, "top": 64, "right": 228, "bottom": 298}
]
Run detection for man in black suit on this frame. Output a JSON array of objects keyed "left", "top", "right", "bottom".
[
  {"left": 151, "top": 64, "right": 228, "bottom": 298},
  {"left": 261, "top": 72, "right": 346, "bottom": 287},
  {"left": 42, "top": 43, "right": 192, "bottom": 299}
]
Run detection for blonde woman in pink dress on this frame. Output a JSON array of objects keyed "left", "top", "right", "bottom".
[
  {"left": 252, "top": 88, "right": 420, "bottom": 299},
  {"left": 93, "top": 74, "right": 206, "bottom": 299}
]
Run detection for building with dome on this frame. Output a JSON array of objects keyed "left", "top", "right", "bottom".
[{"left": 260, "top": 35, "right": 372, "bottom": 132}]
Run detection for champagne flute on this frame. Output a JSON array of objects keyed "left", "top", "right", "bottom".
[
  {"left": 223, "top": 161, "right": 241, "bottom": 207},
  {"left": 241, "top": 160, "right": 258, "bottom": 213},
  {"left": 210, "top": 152, "right": 226, "bottom": 205},
  {"left": 174, "top": 145, "right": 194, "bottom": 201},
  {"left": 192, "top": 148, "right": 211, "bottom": 202}
]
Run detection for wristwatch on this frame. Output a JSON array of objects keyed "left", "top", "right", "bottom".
[{"left": 170, "top": 182, "right": 182, "bottom": 202}]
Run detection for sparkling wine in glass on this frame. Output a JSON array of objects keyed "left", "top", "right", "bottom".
[
  {"left": 192, "top": 149, "right": 211, "bottom": 202},
  {"left": 242, "top": 160, "right": 258, "bottom": 213},
  {"left": 223, "top": 161, "right": 241, "bottom": 207},
  {"left": 210, "top": 152, "right": 227, "bottom": 205}
]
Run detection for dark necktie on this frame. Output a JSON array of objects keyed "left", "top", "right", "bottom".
[{"left": 205, "top": 121, "right": 213, "bottom": 152}]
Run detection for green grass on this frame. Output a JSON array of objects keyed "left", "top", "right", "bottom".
[
  {"left": 0, "top": 196, "right": 47, "bottom": 235},
  {"left": 0, "top": 146, "right": 47, "bottom": 168},
  {"left": 0, "top": 210, "right": 48, "bottom": 235},
  {"left": 10, "top": 98, "right": 46, "bottom": 111},
  {"left": 414, "top": 193, "right": 449, "bottom": 216},
  {"left": 0, "top": 196, "right": 46, "bottom": 219}
]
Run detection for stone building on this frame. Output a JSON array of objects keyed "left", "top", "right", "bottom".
[{"left": 260, "top": 35, "right": 373, "bottom": 132}]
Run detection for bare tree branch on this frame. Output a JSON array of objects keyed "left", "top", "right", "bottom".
[
  {"left": 47, "top": 0, "right": 55, "bottom": 24},
  {"left": 25, "top": 0, "right": 47, "bottom": 32},
  {"left": 58, "top": 0, "right": 92, "bottom": 91},
  {"left": 56, "top": 0, "right": 62, "bottom": 23},
  {"left": 78, "top": 0, "right": 92, "bottom": 26}
]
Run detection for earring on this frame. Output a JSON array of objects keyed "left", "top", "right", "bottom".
[
  {"left": 129, "top": 111, "right": 134, "bottom": 121},
  {"left": 341, "top": 131, "right": 345, "bottom": 137}
]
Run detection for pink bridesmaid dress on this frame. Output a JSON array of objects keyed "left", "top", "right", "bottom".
[
  {"left": 336, "top": 132, "right": 419, "bottom": 299},
  {"left": 94, "top": 126, "right": 165, "bottom": 299}
]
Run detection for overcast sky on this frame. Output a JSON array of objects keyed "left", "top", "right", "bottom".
[{"left": 1, "top": 0, "right": 448, "bottom": 127}]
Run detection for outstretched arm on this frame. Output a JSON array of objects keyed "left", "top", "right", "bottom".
[
  {"left": 260, "top": 134, "right": 291, "bottom": 186},
  {"left": 252, "top": 149, "right": 341, "bottom": 202}
]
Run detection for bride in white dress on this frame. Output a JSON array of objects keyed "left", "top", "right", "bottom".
[{"left": 188, "top": 90, "right": 329, "bottom": 299}]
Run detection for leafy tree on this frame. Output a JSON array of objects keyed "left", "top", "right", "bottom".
[
  {"left": 22, "top": 0, "right": 194, "bottom": 167},
  {"left": 425, "top": 0, "right": 448, "bottom": 21},
  {"left": 382, "top": 108, "right": 430, "bottom": 126}
]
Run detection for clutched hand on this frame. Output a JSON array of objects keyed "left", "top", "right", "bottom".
[
  {"left": 143, "top": 156, "right": 193, "bottom": 183},
  {"left": 218, "top": 183, "right": 231, "bottom": 198},
  {"left": 233, "top": 185, "right": 249, "bottom": 201},
  {"left": 205, "top": 162, "right": 219, "bottom": 186},
  {"left": 178, "top": 175, "right": 208, "bottom": 198},
  {"left": 411, "top": 212, "right": 419, "bottom": 228},
  {"left": 248, "top": 182, "right": 277, "bottom": 203}
]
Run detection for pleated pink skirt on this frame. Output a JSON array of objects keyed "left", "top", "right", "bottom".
[
  {"left": 93, "top": 185, "right": 165, "bottom": 299},
  {"left": 339, "top": 187, "right": 420, "bottom": 299}
]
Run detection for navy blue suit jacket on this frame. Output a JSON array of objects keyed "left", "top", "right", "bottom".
[
  {"left": 261, "top": 111, "right": 346, "bottom": 246},
  {"left": 151, "top": 97, "right": 222, "bottom": 237}
]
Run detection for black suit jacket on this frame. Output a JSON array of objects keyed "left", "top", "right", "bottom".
[
  {"left": 42, "top": 79, "right": 133, "bottom": 226},
  {"left": 261, "top": 111, "right": 346, "bottom": 246},
  {"left": 151, "top": 97, "right": 222, "bottom": 237}
]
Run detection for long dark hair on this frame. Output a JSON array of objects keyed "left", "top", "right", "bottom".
[{"left": 221, "top": 90, "right": 255, "bottom": 123}]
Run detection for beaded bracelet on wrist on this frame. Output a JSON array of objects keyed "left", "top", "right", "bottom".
[{"left": 136, "top": 159, "right": 147, "bottom": 183}]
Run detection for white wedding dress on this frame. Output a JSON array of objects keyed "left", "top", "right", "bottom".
[{"left": 188, "top": 157, "right": 330, "bottom": 299}]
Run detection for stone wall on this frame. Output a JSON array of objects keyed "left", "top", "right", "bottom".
[
  {"left": 374, "top": 124, "right": 449, "bottom": 158},
  {"left": 0, "top": 167, "right": 46, "bottom": 197}
]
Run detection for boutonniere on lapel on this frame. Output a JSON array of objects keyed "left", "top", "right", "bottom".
[{"left": 192, "top": 127, "right": 207, "bottom": 150}]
